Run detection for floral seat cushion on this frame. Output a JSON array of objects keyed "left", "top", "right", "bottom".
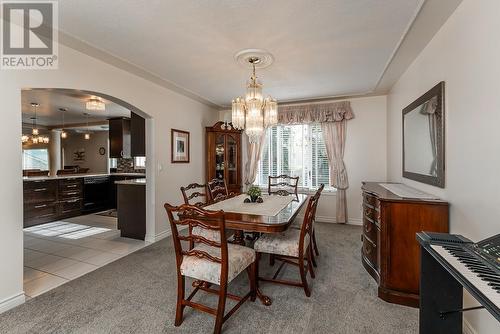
[
  {"left": 180, "top": 243, "right": 255, "bottom": 285},
  {"left": 253, "top": 229, "right": 310, "bottom": 257}
]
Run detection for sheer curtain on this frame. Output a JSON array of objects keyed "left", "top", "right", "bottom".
[{"left": 243, "top": 131, "right": 267, "bottom": 189}]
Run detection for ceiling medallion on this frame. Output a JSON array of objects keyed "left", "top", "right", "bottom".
[{"left": 232, "top": 50, "right": 277, "bottom": 143}]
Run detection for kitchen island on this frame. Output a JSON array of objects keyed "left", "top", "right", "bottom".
[
  {"left": 115, "top": 178, "right": 146, "bottom": 240},
  {"left": 23, "top": 173, "right": 145, "bottom": 227}
]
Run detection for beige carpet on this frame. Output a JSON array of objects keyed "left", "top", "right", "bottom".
[{"left": 0, "top": 224, "right": 418, "bottom": 333}]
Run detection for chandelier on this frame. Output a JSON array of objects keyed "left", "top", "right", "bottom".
[
  {"left": 86, "top": 97, "right": 105, "bottom": 111},
  {"left": 22, "top": 103, "right": 49, "bottom": 144},
  {"left": 231, "top": 57, "right": 278, "bottom": 143}
]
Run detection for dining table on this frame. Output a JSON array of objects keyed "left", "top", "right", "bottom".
[{"left": 203, "top": 193, "right": 308, "bottom": 306}]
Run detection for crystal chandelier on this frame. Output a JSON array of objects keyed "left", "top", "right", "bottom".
[
  {"left": 232, "top": 57, "right": 278, "bottom": 143},
  {"left": 22, "top": 103, "right": 49, "bottom": 144},
  {"left": 86, "top": 97, "right": 105, "bottom": 111}
]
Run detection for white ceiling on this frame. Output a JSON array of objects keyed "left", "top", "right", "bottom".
[
  {"left": 57, "top": 0, "right": 426, "bottom": 107},
  {"left": 21, "top": 89, "right": 130, "bottom": 126}
]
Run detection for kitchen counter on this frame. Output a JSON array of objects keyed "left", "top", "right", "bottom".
[
  {"left": 23, "top": 172, "right": 146, "bottom": 181},
  {"left": 114, "top": 178, "right": 146, "bottom": 185}
]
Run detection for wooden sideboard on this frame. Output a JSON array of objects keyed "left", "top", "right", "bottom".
[{"left": 361, "top": 182, "right": 449, "bottom": 307}]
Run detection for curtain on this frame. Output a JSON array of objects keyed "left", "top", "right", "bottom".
[
  {"left": 278, "top": 101, "right": 353, "bottom": 124},
  {"left": 243, "top": 131, "right": 267, "bottom": 189},
  {"left": 321, "top": 121, "right": 349, "bottom": 223}
]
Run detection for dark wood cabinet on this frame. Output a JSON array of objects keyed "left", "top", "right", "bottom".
[
  {"left": 206, "top": 122, "right": 242, "bottom": 194},
  {"left": 109, "top": 118, "right": 131, "bottom": 158},
  {"left": 23, "top": 178, "right": 83, "bottom": 227},
  {"left": 117, "top": 183, "right": 145, "bottom": 240},
  {"left": 130, "top": 112, "right": 145, "bottom": 157},
  {"left": 361, "top": 182, "right": 449, "bottom": 307}
]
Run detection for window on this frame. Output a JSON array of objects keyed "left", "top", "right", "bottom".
[
  {"left": 22, "top": 148, "right": 49, "bottom": 170},
  {"left": 256, "top": 124, "right": 332, "bottom": 190},
  {"left": 134, "top": 156, "right": 146, "bottom": 168}
]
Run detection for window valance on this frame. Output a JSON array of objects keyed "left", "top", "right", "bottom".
[{"left": 277, "top": 101, "right": 354, "bottom": 124}]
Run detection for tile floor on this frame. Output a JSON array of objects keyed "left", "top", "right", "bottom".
[{"left": 23, "top": 213, "right": 150, "bottom": 299}]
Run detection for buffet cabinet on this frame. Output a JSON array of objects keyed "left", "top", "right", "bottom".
[
  {"left": 206, "top": 121, "right": 242, "bottom": 194},
  {"left": 361, "top": 182, "right": 449, "bottom": 307}
]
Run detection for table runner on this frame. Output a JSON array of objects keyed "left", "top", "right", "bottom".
[{"left": 205, "top": 194, "right": 294, "bottom": 216}]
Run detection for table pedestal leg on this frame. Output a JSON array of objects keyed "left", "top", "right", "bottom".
[{"left": 232, "top": 230, "right": 246, "bottom": 246}]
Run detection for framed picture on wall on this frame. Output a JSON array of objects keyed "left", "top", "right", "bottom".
[{"left": 171, "top": 129, "right": 190, "bottom": 163}]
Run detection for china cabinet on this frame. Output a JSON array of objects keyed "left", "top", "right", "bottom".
[{"left": 206, "top": 122, "right": 242, "bottom": 193}]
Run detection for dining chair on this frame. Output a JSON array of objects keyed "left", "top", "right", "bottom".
[
  {"left": 180, "top": 183, "right": 217, "bottom": 249},
  {"left": 207, "top": 178, "right": 229, "bottom": 202},
  {"left": 268, "top": 175, "right": 299, "bottom": 198},
  {"left": 253, "top": 184, "right": 324, "bottom": 297},
  {"left": 180, "top": 182, "right": 209, "bottom": 207},
  {"left": 164, "top": 203, "right": 257, "bottom": 334}
]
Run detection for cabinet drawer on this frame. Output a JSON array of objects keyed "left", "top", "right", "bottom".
[
  {"left": 362, "top": 236, "right": 378, "bottom": 269},
  {"left": 24, "top": 179, "right": 57, "bottom": 190},
  {"left": 59, "top": 188, "right": 82, "bottom": 199},
  {"left": 59, "top": 198, "right": 82, "bottom": 214},
  {"left": 59, "top": 178, "right": 82, "bottom": 190},
  {"left": 363, "top": 192, "right": 380, "bottom": 210},
  {"left": 363, "top": 218, "right": 378, "bottom": 245},
  {"left": 24, "top": 202, "right": 58, "bottom": 220},
  {"left": 23, "top": 186, "right": 57, "bottom": 203}
]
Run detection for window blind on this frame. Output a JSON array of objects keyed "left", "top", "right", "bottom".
[{"left": 256, "top": 124, "right": 331, "bottom": 190}]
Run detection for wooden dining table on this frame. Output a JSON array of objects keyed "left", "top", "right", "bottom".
[{"left": 204, "top": 193, "right": 308, "bottom": 306}]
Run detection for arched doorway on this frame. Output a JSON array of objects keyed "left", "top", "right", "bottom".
[{"left": 21, "top": 88, "right": 155, "bottom": 298}]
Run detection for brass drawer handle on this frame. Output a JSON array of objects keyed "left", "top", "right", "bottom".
[{"left": 364, "top": 221, "right": 372, "bottom": 233}]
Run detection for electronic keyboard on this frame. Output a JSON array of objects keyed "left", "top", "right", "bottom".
[{"left": 417, "top": 232, "right": 500, "bottom": 334}]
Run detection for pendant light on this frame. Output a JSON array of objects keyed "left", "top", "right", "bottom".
[
  {"left": 31, "top": 103, "right": 39, "bottom": 135},
  {"left": 84, "top": 113, "right": 90, "bottom": 140},
  {"left": 59, "top": 108, "right": 68, "bottom": 139}
]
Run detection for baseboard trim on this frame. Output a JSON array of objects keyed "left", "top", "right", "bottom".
[
  {"left": 145, "top": 229, "right": 172, "bottom": 243},
  {"left": 463, "top": 317, "right": 478, "bottom": 334},
  {"left": 296, "top": 215, "right": 363, "bottom": 226},
  {"left": 0, "top": 292, "right": 25, "bottom": 314}
]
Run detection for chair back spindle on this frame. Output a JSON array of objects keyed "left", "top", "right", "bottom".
[{"left": 268, "top": 175, "right": 299, "bottom": 198}]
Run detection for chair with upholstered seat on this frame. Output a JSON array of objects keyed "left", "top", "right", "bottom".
[
  {"left": 254, "top": 184, "right": 324, "bottom": 296},
  {"left": 164, "top": 203, "right": 256, "bottom": 334}
]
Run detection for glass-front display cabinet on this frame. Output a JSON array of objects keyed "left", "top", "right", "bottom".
[{"left": 206, "top": 121, "right": 242, "bottom": 194}]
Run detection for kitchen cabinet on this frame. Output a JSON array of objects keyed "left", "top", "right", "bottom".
[
  {"left": 130, "top": 112, "right": 145, "bottom": 157},
  {"left": 109, "top": 117, "right": 131, "bottom": 158}
]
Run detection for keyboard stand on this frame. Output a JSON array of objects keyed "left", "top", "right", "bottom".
[{"left": 420, "top": 242, "right": 463, "bottom": 334}]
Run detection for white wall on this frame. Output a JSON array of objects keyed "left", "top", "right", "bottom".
[
  {"left": 62, "top": 131, "right": 109, "bottom": 173},
  {"left": 386, "top": 0, "right": 500, "bottom": 332},
  {"left": 220, "top": 95, "right": 387, "bottom": 224},
  {"left": 0, "top": 43, "right": 218, "bottom": 312}
]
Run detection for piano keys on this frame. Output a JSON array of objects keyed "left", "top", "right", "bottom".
[{"left": 417, "top": 232, "right": 500, "bottom": 334}]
